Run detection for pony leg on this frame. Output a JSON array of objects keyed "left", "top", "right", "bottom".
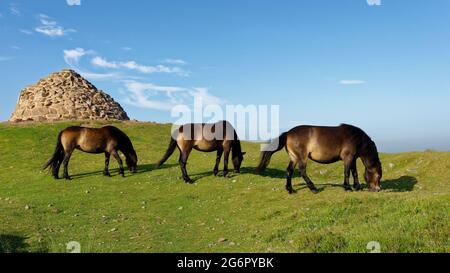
[
  {"left": 112, "top": 150, "right": 125, "bottom": 177},
  {"left": 214, "top": 149, "right": 223, "bottom": 176},
  {"left": 104, "top": 152, "right": 111, "bottom": 177},
  {"left": 54, "top": 160, "right": 63, "bottom": 179},
  {"left": 351, "top": 160, "right": 362, "bottom": 191},
  {"left": 223, "top": 148, "right": 231, "bottom": 178},
  {"left": 286, "top": 161, "right": 296, "bottom": 194},
  {"left": 343, "top": 160, "right": 353, "bottom": 192},
  {"left": 298, "top": 162, "right": 319, "bottom": 194},
  {"left": 179, "top": 148, "right": 193, "bottom": 184},
  {"left": 63, "top": 151, "right": 73, "bottom": 180}
]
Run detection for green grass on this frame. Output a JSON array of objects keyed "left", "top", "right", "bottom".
[{"left": 0, "top": 121, "right": 449, "bottom": 253}]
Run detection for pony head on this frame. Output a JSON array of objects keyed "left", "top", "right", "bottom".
[
  {"left": 365, "top": 160, "right": 382, "bottom": 192},
  {"left": 126, "top": 150, "right": 138, "bottom": 173},
  {"left": 232, "top": 152, "right": 246, "bottom": 173}
]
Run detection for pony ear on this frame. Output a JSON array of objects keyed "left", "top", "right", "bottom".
[{"left": 242, "top": 152, "right": 247, "bottom": 156}]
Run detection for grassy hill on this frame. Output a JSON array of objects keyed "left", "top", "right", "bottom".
[{"left": 0, "top": 121, "right": 448, "bottom": 253}]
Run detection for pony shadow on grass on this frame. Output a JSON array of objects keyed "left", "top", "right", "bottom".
[
  {"left": 0, "top": 235, "right": 29, "bottom": 253},
  {"left": 175, "top": 164, "right": 257, "bottom": 184},
  {"left": 243, "top": 167, "right": 418, "bottom": 193},
  {"left": 179, "top": 169, "right": 238, "bottom": 183},
  {"left": 189, "top": 171, "right": 218, "bottom": 182},
  {"left": 68, "top": 163, "right": 178, "bottom": 180},
  {"left": 135, "top": 163, "right": 178, "bottom": 174},
  {"left": 287, "top": 176, "right": 418, "bottom": 193},
  {"left": 241, "top": 166, "right": 286, "bottom": 178},
  {"left": 241, "top": 166, "right": 326, "bottom": 193},
  {"left": 381, "top": 176, "right": 418, "bottom": 192}
]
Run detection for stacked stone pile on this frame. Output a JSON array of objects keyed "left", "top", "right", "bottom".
[{"left": 9, "top": 69, "right": 129, "bottom": 122}]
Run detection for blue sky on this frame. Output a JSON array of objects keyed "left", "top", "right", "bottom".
[{"left": 1, "top": 0, "right": 450, "bottom": 152}]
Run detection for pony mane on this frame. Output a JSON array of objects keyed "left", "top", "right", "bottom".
[
  {"left": 232, "top": 140, "right": 242, "bottom": 158},
  {"left": 106, "top": 126, "right": 135, "bottom": 155},
  {"left": 231, "top": 131, "right": 243, "bottom": 158},
  {"left": 361, "top": 137, "right": 380, "bottom": 166},
  {"left": 341, "top": 124, "right": 380, "bottom": 165}
]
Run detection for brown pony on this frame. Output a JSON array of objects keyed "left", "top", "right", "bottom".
[
  {"left": 257, "top": 124, "right": 382, "bottom": 193},
  {"left": 44, "top": 126, "right": 138, "bottom": 180},
  {"left": 156, "top": 121, "right": 246, "bottom": 183}
]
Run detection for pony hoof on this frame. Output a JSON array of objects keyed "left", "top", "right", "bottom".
[
  {"left": 311, "top": 188, "right": 319, "bottom": 194},
  {"left": 286, "top": 187, "right": 297, "bottom": 194},
  {"left": 354, "top": 185, "right": 363, "bottom": 191},
  {"left": 345, "top": 187, "right": 353, "bottom": 192},
  {"left": 185, "top": 180, "right": 194, "bottom": 184},
  {"left": 64, "top": 177, "right": 72, "bottom": 181}
]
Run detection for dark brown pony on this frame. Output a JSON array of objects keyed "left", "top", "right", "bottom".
[
  {"left": 44, "top": 126, "right": 138, "bottom": 180},
  {"left": 257, "top": 124, "right": 382, "bottom": 193},
  {"left": 156, "top": 121, "right": 246, "bottom": 183}
]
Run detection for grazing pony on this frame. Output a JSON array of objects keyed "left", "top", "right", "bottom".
[
  {"left": 257, "top": 124, "right": 382, "bottom": 193},
  {"left": 156, "top": 121, "right": 246, "bottom": 183},
  {"left": 44, "top": 126, "right": 138, "bottom": 180}
]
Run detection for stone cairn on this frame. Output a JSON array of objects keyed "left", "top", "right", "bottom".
[{"left": 9, "top": 69, "right": 129, "bottom": 122}]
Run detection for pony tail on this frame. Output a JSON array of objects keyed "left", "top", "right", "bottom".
[
  {"left": 43, "top": 131, "right": 65, "bottom": 179},
  {"left": 156, "top": 137, "right": 177, "bottom": 168},
  {"left": 257, "top": 132, "right": 288, "bottom": 172}
]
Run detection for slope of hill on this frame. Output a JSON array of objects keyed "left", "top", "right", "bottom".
[{"left": 0, "top": 122, "right": 448, "bottom": 253}]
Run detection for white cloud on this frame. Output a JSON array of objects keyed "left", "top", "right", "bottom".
[
  {"left": 367, "top": 0, "right": 381, "bottom": 6},
  {"left": 122, "top": 80, "right": 223, "bottom": 111},
  {"left": 91, "top": 56, "right": 189, "bottom": 76},
  {"left": 78, "top": 71, "right": 118, "bottom": 80},
  {"left": 340, "top": 80, "right": 366, "bottom": 85},
  {"left": 121, "top": 61, "right": 187, "bottom": 75},
  {"left": 123, "top": 81, "right": 189, "bottom": 111},
  {"left": 66, "top": 0, "right": 81, "bottom": 6},
  {"left": 163, "top": 59, "right": 187, "bottom": 65},
  {"left": 91, "top": 56, "right": 119, "bottom": 68},
  {"left": 189, "top": 87, "right": 223, "bottom": 106},
  {"left": 61, "top": 48, "right": 223, "bottom": 109},
  {"left": 19, "top": 29, "right": 33, "bottom": 35},
  {"left": 121, "top": 47, "right": 132, "bottom": 51},
  {"left": 12, "top": 46, "right": 21, "bottom": 50},
  {"left": 35, "top": 14, "right": 76, "bottom": 37},
  {"left": 63, "top": 48, "right": 122, "bottom": 80},
  {"left": 64, "top": 48, "right": 87, "bottom": 66},
  {"left": 125, "top": 81, "right": 188, "bottom": 94}
]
